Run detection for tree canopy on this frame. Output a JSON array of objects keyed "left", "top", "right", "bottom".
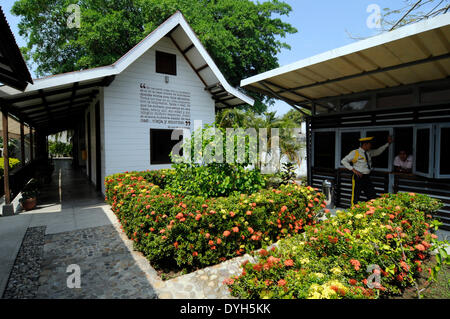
[{"left": 12, "top": 0, "right": 297, "bottom": 112}]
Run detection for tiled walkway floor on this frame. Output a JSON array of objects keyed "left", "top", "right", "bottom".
[{"left": 1, "top": 159, "right": 158, "bottom": 299}]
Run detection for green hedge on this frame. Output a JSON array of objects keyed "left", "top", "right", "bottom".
[
  {"left": 225, "top": 192, "right": 447, "bottom": 299},
  {"left": 0, "top": 157, "right": 20, "bottom": 176},
  {"left": 105, "top": 170, "right": 325, "bottom": 271}
]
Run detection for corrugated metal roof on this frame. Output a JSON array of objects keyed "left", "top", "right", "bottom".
[{"left": 241, "top": 13, "right": 450, "bottom": 109}]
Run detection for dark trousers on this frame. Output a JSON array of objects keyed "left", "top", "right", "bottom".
[{"left": 351, "top": 173, "right": 377, "bottom": 206}]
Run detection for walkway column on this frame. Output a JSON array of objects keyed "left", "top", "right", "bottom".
[
  {"left": 20, "top": 121, "right": 25, "bottom": 166},
  {"left": 29, "top": 127, "right": 33, "bottom": 161},
  {"left": 2, "top": 108, "right": 13, "bottom": 215}
]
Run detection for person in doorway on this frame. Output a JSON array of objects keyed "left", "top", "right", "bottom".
[
  {"left": 341, "top": 136, "right": 393, "bottom": 206},
  {"left": 393, "top": 149, "right": 413, "bottom": 173}
]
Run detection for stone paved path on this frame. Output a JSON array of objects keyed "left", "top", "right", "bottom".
[{"left": 37, "top": 224, "right": 158, "bottom": 299}]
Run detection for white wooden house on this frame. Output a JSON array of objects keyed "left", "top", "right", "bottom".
[{"left": 0, "top": 11, "right": 254, "bottom": 194}]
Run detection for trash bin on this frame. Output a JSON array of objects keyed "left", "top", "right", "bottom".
[{"left": 322, "top": 179, "right": 334, "bottom": 208}]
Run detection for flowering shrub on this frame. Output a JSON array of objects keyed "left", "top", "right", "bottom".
[
  {"left": 225, "top": 192, "right": 447, "bottom": 299},
  {"left": 104, "top": 170, "right": 325, "bottom": 271},
  {"left": 0, "top": 157, "right": 20, "bottom": 175}
]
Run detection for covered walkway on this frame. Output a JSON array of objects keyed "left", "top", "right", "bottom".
[{"left": 0, "top": 159, "right": 158, "bottom": 298}]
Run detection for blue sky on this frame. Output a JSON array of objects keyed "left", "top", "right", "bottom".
[{"left": 2, "top": 0, "right": 423, "bottom": 115}]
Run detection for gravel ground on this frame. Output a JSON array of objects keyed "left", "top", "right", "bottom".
[{"left": 2, "top": 226, "right": 46, "bottom": 299}]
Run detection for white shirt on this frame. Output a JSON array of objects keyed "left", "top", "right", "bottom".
[
  {"left": 394, "top": 155, "right": 413, "bottom": 170},
  {"left": 341, "top": 143, "right": 390, "bottom": 175}
]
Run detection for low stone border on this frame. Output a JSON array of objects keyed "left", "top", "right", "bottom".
[{"left": 2, "top": 226, "right": 46, "bottom": 299}]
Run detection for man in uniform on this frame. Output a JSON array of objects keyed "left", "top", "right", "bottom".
[{"left": 341, "top": 136, "right": 393, "bottom": 206}]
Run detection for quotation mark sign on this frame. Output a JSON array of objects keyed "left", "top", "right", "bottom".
[{"left": 366, "top": 4, "right": 382, "bottom": 29}]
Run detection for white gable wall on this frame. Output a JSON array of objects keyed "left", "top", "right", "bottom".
[{"left": 100, "top": 36, "right": 215, "bottom": 191}]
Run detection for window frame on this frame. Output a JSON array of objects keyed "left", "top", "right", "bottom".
[
  {"left": 337, "top": 129, "right": 362, "bottom": 169},
  {"left": 311, "top": 128, "right": 338, "bottom": 169},
  {"left": 363, "top": 127, "right": 394, "bottom": 173},
  {"left": 413, "top": 124, "right": 434, "bottom": 178},
  {"left": 155, "top": 50, "right": 177, "bottom": 76},
  {"left": 435, "top": 123, "right": 450, "bottom": 179},
  {"left": 150, "top": 128, "right": 180, "bottom": 165}
]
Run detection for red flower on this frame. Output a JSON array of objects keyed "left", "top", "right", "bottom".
[
  {"left": 259, "top": 249, "right": 269, "bottom": 257},
  {"left": 415, "top": 244, "right": 426, "bottom": 251},
  {"left": 350, "top": 259, "right": 361, "bottom": 271},
  {"left": 195, "top": 214, "right": 202, "bottom": 221},
  {"left": 277, "top": 279, "right": 287, "bottom": 287},
  {"left": 349, "top": 279, "right": 357, "bottom": 286},
  {"left": 253, "top": 264, "right": 262, "bottom": 271},
  {"left": 229, "top": 211, "right": 236, "bottom": 217},
  {"left": 281, "top": 206, "right": 288, "bottom": 213},
  {"left": 173, "top": 242, "right": 179, "bottom": 249},
  {"left": 192, "top": 251, "right": 198, "bottom": 257},
  {"left": 223, "top": 278, "right": 234, "bottom": 285},
  {"left": 284, "top": 259, "right": 294, "bottom": 267},
  {"left": 248, "top": 227, "right": 254, "bottom": 234},
  {"left": 208, "top": 240, "right": 214, "bottom": 246},
  {"left": 386, "top": 234, "right": 393, "bottom": 240},
  {"left": 223, "top": 230, "right": 231, "bottom": 237}
]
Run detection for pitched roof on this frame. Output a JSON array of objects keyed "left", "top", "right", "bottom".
[
  {"left": 0, "top": 6, "right": 33, "bottom": 91},
  {"left": 0, "top": 11, "right": 253, "bottom": 108}
]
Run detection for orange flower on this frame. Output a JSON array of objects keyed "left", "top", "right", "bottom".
[
  {"left": 349, "top": 279, "right": 357, "bottom": 286},
  {"left": 259, "top": 249, "right": 269, "bottom": 257},
  {"left": 284, "top": 259, "right": 294, "bottom": 267},
  {"left": 415, "top": 244, "right": 426, "bottom": 251},
  {"left": 173, "top": 242, "right": 179, "bottom": 249},
  {"left": 223, "top": 230, "right": 231, "bottom": 237},
  {"left": 253, "top": 264, "right": 262, "bottom": 271},
  {"left": 277, "top": 279, "right": 287, "bottom": 287},
  {"left": 248, "top": 227, "right": 254, "bottom": 234},
  {"left": 281, "top": 206, "right": 288, "bottom": 213},
  {"left": 192, "top": 251, "right": 198, "bottom": 257},
  {"left": 246, "top": 211, "right": 252, "bottom": 216},
  {"left": 232, "top": 227, "right": 239, "bottom": 233},
  {"left": 205, "top": 233, "right": 211, "bottom": 239},
  {"left": 195, "top": 214, "right": 202, "bottom": 221},
  {"left": 222, "top": 278, "right": 234, "bottom": 285},
  {"left": 208, "top": 240, "right": 214, "bottom": 246},
  {"left": 216, "top": 238, "right": 222, "bottom": 245},
  {"left": 386, "top": 234, "right": 393, "bottom": 239},
  {"left": 350, "top": 259, "right": 361, "bottom": 271},
  {"left": 229, "top": 211, "right": 236, "bottom": 217}
]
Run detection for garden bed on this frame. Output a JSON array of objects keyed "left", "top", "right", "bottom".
[
  {"left": 223, "top": 192, "right": 449, "bottom": 299},
  {"left": 104, "top": 169, "right": 326, "bottom": 276}
]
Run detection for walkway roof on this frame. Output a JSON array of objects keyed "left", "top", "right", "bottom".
[
  {"left": 0, "top": 11, "right": 253, "bottom": 132},
  {"left": 0, "top": 6, "right": 33, "bottom": 91},
  {"left": 241, "top": 13, "right": 450, "bottom": 111}
]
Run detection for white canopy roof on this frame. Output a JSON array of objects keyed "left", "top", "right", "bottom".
[{"left": 241, "top": 13, "right": 450, "bottom": 109}]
